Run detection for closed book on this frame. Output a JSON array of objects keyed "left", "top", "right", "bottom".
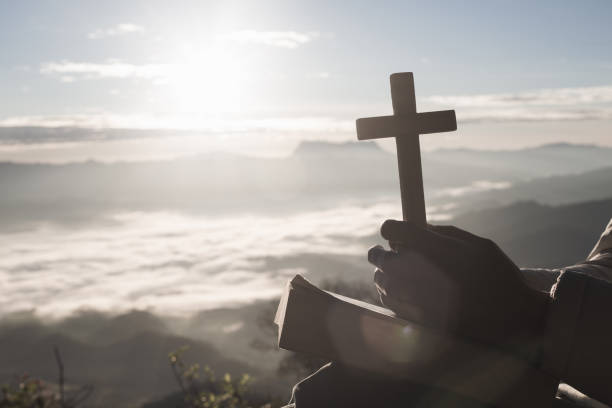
[{"left": 275, "top": 274, "right": 558, "bottom": 408}]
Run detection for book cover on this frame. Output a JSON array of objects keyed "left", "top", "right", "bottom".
[{"left": 275, "top": 275, "right": 558, "bottom": 408}]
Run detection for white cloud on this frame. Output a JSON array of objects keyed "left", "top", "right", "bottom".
[
  {"left": 0, "top": 203, "right": 402, "bottom": 318},
  {"left": 428, "top": 85, "right": 612, "bottom": 123},
  {"left": 308, "top": 72, "right": 330, "bottom": 79},
  {"left": 40, "top": 60, "right": 172, "bottom": 81},
  {"left": 223, "top": 30, "right": 319, "bottom": 48},
  {"left": 88, "top": 23, "right": 145, "bottom": 40},
  {"left": 0, "top": 113, "right": 355, "bottom": 133},
  {"left": 429, "top": 85, "right": 612, "bottom": 107},
  {"left": 457, "top": 107, "right": 612, "bottom": 123},
  {"left": 435, "top": 180, "right": 512, "bottom": 198}
]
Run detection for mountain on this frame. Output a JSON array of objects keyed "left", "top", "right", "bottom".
[
  {"left": 0, "top": 313, "right": 257, "bottom": 407},
  {"left": 425, "top": 143, "right": 612, "bottom": 179},
  {"left": 446, "top": 166, "right": 612, "bottom": 213},
  {"left": 453, "top": 198, "right": 612, "bottom": 268},
  {"left": 1, "top": 141, "right": 611, "bottom": 229},
  {"left": 57, "top": 309, "right": 170, "bottom": 345},
  {"left": 293, "top": 140, "right": 387, "bottom": 157}
]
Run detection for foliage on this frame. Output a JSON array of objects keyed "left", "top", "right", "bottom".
[
  {"left": 2, "top": 279, "right": 377, "bottom": 407},
  {"left": 0, "top": 375, "right": 60, "bottom": 408},
  {"left": 0, "top": 375, "right": 90, "bottom": 408},
  {"left": 168, "top": 346, "right": 272, "bottom": 408},
  {"left": 0, "top": 348, "right": 91, "bottom": 408}
]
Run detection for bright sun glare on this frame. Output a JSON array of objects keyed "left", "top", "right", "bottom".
[{"left": 157, "top": 42, "right": 253, "bottom": 121}]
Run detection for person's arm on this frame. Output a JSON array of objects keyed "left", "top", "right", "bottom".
[
  {"left": 541, "top": 219, "right": 612, "bottom": 406},
  {"left": 520, "top": 218, "right": 612, "bottom": 292},
  {"left": 372, "top": 219, "right": 612, "bottom": 405},
  {"left": 520, "top": 267, "right": 562, "bottom": 292},
  {"left": 285, "top": 219, "right": 612, "bottom": 408},
  {"left": 542, "top": 269, "right": 612, "bottom": 406}
]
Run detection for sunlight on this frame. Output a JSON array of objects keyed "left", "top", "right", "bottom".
[{"left": 155, "top": 42, "right": 253, "bottom": 117}]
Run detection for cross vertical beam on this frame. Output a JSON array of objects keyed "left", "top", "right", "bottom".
[
  {"left": 356, "top": 72, "right": 457, "bottom": 227},
  {"left": 391, "top": 73, "right": 427, "bottom": 227}
]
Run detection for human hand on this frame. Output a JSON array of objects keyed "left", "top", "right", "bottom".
[{"left": 368, "top": 220, "right": 550, "bottom": 353}]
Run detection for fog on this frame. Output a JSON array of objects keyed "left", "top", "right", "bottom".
[{"left": 1, "top": 140, "right": 612, "bottom": 406}]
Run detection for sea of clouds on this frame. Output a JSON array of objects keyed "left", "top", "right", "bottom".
[{"left": 1, "top": 200, "right": 454, "bottom": 319}]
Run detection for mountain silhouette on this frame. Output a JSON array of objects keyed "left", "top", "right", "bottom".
[{"left": 1, "top": 141, "right": 611, "bottom": 229}]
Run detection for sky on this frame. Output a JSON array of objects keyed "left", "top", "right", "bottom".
[{"left": 1, "top": 0, "right": 612, "bottom": 161}]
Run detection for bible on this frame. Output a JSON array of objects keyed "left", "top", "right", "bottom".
[{"left": 275, "top": 274, "right": 558, "bottom": 408}]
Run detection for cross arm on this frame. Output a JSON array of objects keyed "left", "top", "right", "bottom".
[
  {"left": 356, "top": 110, "right": 456, "bottom": 140},
  {"left": 417, "top": 110, "right": 457, "bottom": 134}
]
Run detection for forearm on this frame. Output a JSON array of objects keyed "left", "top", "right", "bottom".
[
  {"left": 520, "top": 267, "right": 562, "bottom": 292},
  {"left": 515, "top": 220, "right": 612, "bottom": 404},
  {"left": 542, "top": 269, "right": 612, "bottom": 406},
  {"left": 520, "top": 256, "right": 612, "bottom": 293},
  {"left": 521, "top": 218, "right": 612, "bottom": 292}
]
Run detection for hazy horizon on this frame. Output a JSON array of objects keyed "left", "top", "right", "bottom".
[{"left": 2, "top": 0, "right": 612, "bottom": 163}]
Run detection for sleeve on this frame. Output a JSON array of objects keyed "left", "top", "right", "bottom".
[
  {"left": 542, "top": 267, "right": 612, "bottom": 406},
  {"left": 520, "top": 267, "right": 561, "bottom": 292},
  {"left": 520, "top": 217, "right": 612, "bottom": 292},
  {"left": 539, "top": 218, "right": 612, "bottom": 405},
  {"left": 587, "top": 218, "right": 612, "bottom": 263}
]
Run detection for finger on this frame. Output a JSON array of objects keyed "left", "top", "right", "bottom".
[
  {"left": 373, "top": 268, "right": 394, "bottom": 297},
  {"left": 375, "top": 265, "right": 440, "bottom": 300},
  {"left": 378, "top": 292, "right": 424, "bottom": 324},
  {"left": 367, "top": 245, "right": 398, "bottom": 270},
  {"left": 380, "top": 220, "right": 459, "bottom": 260},
  {"left": 428, "top": 224, "right": 483, "bottom": 243},
  {"left": 373, "top": 268, "right": 386, "bottom": 291},
  {"left": 379, "top": 288, "right": 454, "bottom": 331},
  {"left": 370, "top": 247, "right": 437, "bottom": 283}
]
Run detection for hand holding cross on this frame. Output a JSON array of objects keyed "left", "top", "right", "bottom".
[{"left": 356, "top": 73, "right": 457, "bottom": 227}]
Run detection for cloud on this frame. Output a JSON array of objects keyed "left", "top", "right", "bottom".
[
  {"left": 0, "top": 203, "right": 401, "bottom": 318},
  {"left": 0, "top": 113, "right": 355, "bottom": 133},
  {"left": 435, "top": 180, "right": 512, "bottom": 198},
  {"left": 40, "top": 60, "right": 172, "bottom": 81},
  {"left": 308, "top": 72, "right": 331, "bottom": 79},
  {"left": 88, "top": 23, "right": 145, "bottom": 39},
  {"left": 429, "top": 85, "right": 612, "bottom": 107},
  {"left": 456, "top": 107, "right": 612, "bottom": 123},
  {"left": 428, "top": 85, "right": 612, "bottom": 123},
  {"left": 223, "top": 30, "right": 319, "bottom": 48}
]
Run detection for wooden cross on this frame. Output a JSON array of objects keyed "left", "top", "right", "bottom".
[{"left": 356, "top": 72, "right": 457, "bottom": 227}]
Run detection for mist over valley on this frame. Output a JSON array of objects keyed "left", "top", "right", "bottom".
[{"left": 2, "top": 139, "right": 611, "bottom": 406}]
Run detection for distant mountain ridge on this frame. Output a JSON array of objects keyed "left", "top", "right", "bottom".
[
  {"left": 293, "top": 140, "right": 384, "bottom": 156},
  {"left": 425, "top": 142, "right": 612, "bottom": 178},
  {"left": 453, "top": 197, "right": 612, "bottom": 268},
  {"left": 448, "top": 165, "right": 612, "bottom": 213},
  {"left": 1, "top": 140, "right": 611, "bottom": 228}
]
